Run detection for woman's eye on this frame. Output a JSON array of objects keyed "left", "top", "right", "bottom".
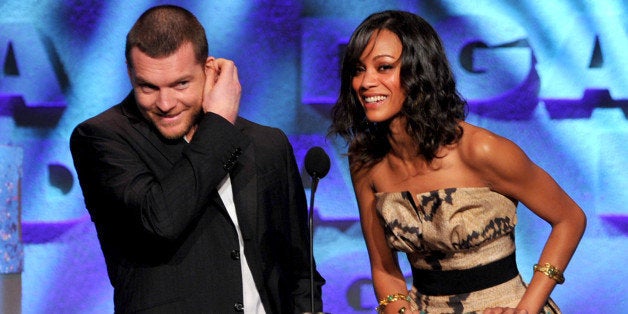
[
  {"left": 353, "top": 66, "right": 365, "bottom": 76},
  {"left": 378, "top": 64, "right": 393, "bottom": 71}
]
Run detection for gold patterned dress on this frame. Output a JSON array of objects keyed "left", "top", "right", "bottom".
[{"left": 375, "top": 187, "right": 560, "bottom": 314}]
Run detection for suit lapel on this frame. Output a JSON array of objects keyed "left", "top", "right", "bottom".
[
  {"left": 134, "top": 122, "right": 185, "bottom": 164},
  {"left": 230, "top": 132, "right": 257, "bottom": 242},
  {"left": 229, "top": 126, "right": 267, "bottom": 295}
]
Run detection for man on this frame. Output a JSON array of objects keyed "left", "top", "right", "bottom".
[{"left": 70, "top": 5, "right": 325, "bottom": 313}]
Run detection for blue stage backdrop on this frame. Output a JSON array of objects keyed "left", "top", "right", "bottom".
[{"left": 0, "top": 0, "right": 626, "bottom": 313}]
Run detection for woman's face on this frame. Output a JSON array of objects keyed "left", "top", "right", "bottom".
[{"left": 351, "top": 29, "right": 405, "bottom": 123}]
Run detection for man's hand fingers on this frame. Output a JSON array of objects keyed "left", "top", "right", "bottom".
[{"left": 202, "top": 58, "right": 241, "bottom": 124}]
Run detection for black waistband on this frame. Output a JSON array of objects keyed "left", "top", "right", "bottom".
[{"left": 412, "top": 252, "right": 518, "bottom": 296}]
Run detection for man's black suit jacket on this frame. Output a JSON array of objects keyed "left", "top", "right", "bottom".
[{"left": 70, "top": 93, "right": 324, "bottom": 313}]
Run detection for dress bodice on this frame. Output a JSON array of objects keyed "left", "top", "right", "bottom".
[{"left": 375, "top": 187, "right": 518, "bottom": 270}]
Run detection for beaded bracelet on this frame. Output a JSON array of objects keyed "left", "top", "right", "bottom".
[
  {"left": 533, "top": 262, "right": 565, "bottom": 284},
  {"left": 375, "top": 293, "right": 411, "bottom": 312}
]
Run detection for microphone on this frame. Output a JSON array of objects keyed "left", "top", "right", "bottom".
[
  {"left": 305, "top": 146, "right": 331, "bottom": 181},
  {"left": 303, "top": 146, "right": 330, "bottom": 314}
]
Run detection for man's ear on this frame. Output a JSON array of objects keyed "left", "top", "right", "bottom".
[
  {"left": 205, "top": 56, "right": 215, "bottom": 70},
  {"left": 126, "top": 62, "right": 135, "bottom": 86}
]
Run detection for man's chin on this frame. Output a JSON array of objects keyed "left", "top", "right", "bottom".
[{"left": 156, "top": 126, "right": 187, "bottom": 140}]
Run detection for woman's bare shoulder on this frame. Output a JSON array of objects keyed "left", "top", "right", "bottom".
[
  {"left": 458, "top": 122, "right": 535, "bottom": 189},
  {"left": 457, "top": 122, "right": 508, "bottom": 164}
]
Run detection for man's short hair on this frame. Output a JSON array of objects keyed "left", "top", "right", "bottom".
[{"left": 125, "top": 5, "right": 208, "bottom": 68}]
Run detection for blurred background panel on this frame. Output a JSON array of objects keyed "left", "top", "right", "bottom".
[{"left": 0, "top": 0, "right": 625, "bottom": 313}]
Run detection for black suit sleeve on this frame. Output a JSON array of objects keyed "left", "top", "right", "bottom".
[{"left": 70, "top": 111, "right": 249, "bottom": 242}]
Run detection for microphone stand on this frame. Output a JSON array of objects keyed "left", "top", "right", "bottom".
[
  {"left": 308, "top": 173, "right": 319, "bottom": 314},
  {"left": 303, "top": 146, "right": 330, "bottom": 313}
]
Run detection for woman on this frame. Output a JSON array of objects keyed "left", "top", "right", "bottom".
[{"left": 329, "top": 10, "right": 585, "bottom": 314}]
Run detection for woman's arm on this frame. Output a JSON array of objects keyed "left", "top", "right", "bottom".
[
  {"left": 467, "top": 128, "right": 586, "bottom": 313},
  {"left": 351, "top": 163, "right": 415, "bottom": 314}
]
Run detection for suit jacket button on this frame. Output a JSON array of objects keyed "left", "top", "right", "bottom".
[
  {"left": 230, "top": 249, "right": 240, "bottom": 260},
  {"left": 234, "top": 302, "right": 244, "bottom": 312}
]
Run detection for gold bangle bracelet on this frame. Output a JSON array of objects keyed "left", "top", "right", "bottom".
[
  {"left": 375, "top": 293, "right": 411, "bottom": 312},
  {"left": 534, "top": 262, "right": 565, "bottom": 284}
]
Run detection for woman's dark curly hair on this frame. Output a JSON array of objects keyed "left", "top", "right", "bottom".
[{"left": 329, "top": 10, "right": 467, "bottom": 171}]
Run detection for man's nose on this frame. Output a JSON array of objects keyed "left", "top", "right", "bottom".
[{"left": 156, "top": 89, "right": 176, "bottom": 112}]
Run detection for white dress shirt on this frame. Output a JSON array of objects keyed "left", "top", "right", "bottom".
[{"left": 218, "top": 175, "right": 266, "bottom": 314}]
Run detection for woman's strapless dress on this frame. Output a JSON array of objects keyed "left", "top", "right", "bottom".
[{"left": 375, "top": 187, "right": 560, "bottom": 314}]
